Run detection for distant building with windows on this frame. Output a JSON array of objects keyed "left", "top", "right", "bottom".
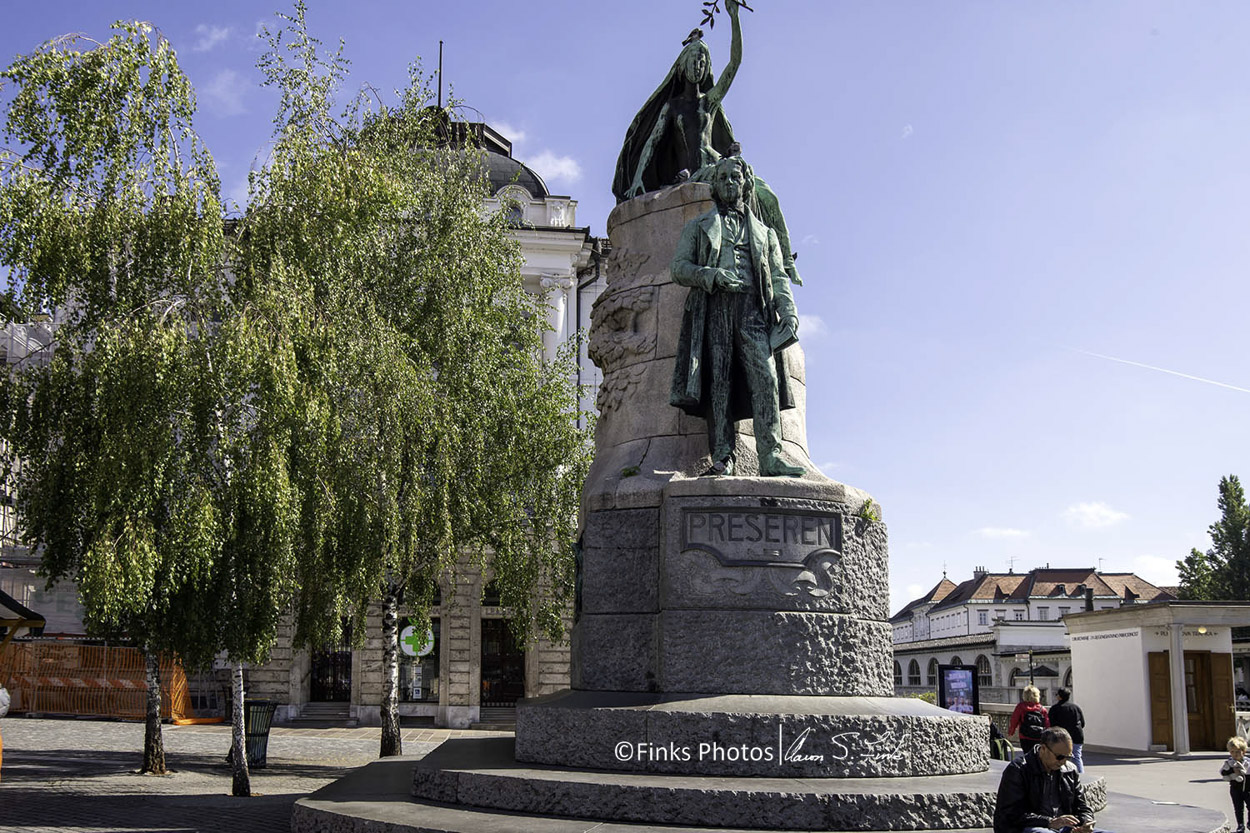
[{"left": 891, "top": 567, "right": 1175, "bottom": 708}]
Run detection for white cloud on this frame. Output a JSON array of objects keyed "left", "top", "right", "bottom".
[
  {"left": 524, "top": 151, "right": 582, "bottom": 185},
  {"left": 901, "top": 124, "right": 914, "bottom": 139},
  {"left": 1132, "top": 555, "right": 1180, "bottom": 587},
  {"left": 798, "top": 313, "right": 828, "bottom": 339},
  {"left": 975, "top": 527, "right": 1030, "bottom": 539},
  {"left": 202, "top": 69, "right": 246, "bottom": 117},
  {"left": 247, "top": 20, "right": 270, "bottom": 52},
  {"left": 493, "top": 122, "right": 527, "bottom": 146},
  {"left": 799, "top": 233, "right": 820, "bottom": 247},
  {"left": 193, "top": 24, "right": 232, "bottom": 53},
  {"left": 1063, "top": 501, "right": 1129, "bottom": 529}
]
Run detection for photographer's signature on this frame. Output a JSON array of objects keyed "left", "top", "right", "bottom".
[{"left": 781, "top": 726, "right": 907, "bottom": 767}]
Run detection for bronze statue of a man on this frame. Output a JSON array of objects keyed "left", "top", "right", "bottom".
[{"left": 669, "top": 156, "right": 804, "bottom": 477}]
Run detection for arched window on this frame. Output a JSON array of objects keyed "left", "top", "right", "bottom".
[
  {"left": 1010, "top": 667, "right": 1028, "bottom": 686},
  {"left": 893, "top": 661, "right": 903, "bottom": 687},
  {"left": 907, "top": 659, "right": 922, "bottom": 686},
  {"left": 976, "top": 654, "right": 992, "bottom": 687},
  {"left": 950, "top": 655, "right": 963, "bottom": 666},
  {"left": 1064, "top": 667, "right": 1073, "bottom": 688},
  {"left": 927, "top": 658, "right": 939, "bottom": 685}
]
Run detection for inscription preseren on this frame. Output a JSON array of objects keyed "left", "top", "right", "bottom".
[{"left": 682, "top": 507, "right": 841, "bottom": 567}]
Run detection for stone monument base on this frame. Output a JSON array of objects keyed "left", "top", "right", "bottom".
[
  {"left": 515, "top": 690, "right": 988, "bottom": 778},
  {"left": 414, "top": 737, "right": 1029, "bottom": 830}
]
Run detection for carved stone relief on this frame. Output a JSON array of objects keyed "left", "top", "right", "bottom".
[{"left": 588, "top": 284, "right": 657, "bottom": 413}]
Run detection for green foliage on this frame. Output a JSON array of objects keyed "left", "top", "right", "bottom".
[
  {"left": 243, "top": 4, "right": 592, "bottom": 651},
  {"left": 0, "top": 21, "right": 298, "bottom": 669},
  {"left": 1177, "top": 547, "right": 1219, "bottom": 601},
  {"left": 857, "top": 498, "right": 880, "bottom": 523},
  {"left": 907, "top": 690, "right": 937, "bottom": 705},
  {"left": 0, "top": 2, "right": 593, "bottom": 687},
  {"left": 1177, "top": 475, "right": 1250, "bottom": 601}
]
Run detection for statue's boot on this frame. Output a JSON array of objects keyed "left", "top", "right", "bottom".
[{"left": 759, "top": 452, "right": 804, "bottom": 478}]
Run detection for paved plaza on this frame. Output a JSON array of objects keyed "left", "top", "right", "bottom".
[
  {"left": 0, "top": 716, "right": 1238, "bottom": 832},
  {"left": 0, "top": 717, "right": 505, "bottom": 833}
]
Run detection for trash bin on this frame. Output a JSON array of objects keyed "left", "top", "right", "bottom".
[{"left": 228, "top": 699, "right": 278, "bottom": 769}]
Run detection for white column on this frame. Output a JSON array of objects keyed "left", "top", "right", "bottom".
[
  {"left": 540, "top": 274, "right": 575, "bottom": 362},
  {"left": 1169, "top": 623, "right": 1190, "bottom": 755}
]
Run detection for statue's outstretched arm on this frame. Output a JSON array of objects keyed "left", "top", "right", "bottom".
[
  {"left": 707, "top": 0, "right": 742, "bottom": 109},
  {"left": 626, "top": 103, "right": 671, "bottom": 199}
]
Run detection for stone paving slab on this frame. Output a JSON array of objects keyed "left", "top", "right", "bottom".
[{"left": 0, "top": 716, "right": 504, "bottom": 833}]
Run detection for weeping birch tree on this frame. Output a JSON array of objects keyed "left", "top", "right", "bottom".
[
  {"left": 244, "top": 4, "right": 591, "bottom": 757},
  {"left": 0, "top": 23, "right": 302, "bottom": 791}
]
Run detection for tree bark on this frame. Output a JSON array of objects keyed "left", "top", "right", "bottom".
[
  {"left": 141, "top": 649, "right": 167, "bottom": 775},
  {"left": 380, "top": 586, "right": 402, "bottom": 757},
  {"left": 230, "top": 662, "right": 250, "bottom": 796}
]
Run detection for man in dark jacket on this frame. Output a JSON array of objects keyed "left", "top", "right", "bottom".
[
  {"left": 1048, "top": 688, "right": 1086, "bottom": 773},
  {"left": 993, "top": 727, "right": 1111, "bottom": 833}
]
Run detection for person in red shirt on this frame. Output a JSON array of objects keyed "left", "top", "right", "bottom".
[{"left": 1008, "top": 685, "right": 1050, "bottom": 756}]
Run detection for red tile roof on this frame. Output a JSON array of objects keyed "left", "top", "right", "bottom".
[{"left": 893, "top": 567, "right": 1172, "bottom": 617}]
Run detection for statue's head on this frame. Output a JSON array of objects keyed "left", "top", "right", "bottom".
[
  {"left": 711, "top": 155, "right": 750, "bottom": 209},
  {"left": 677, "top": 39, "right": 711, "bottom": 85}
]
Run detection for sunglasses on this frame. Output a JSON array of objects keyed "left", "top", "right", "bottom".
[{"left": 1044, "top": 746, "right": 1070, "bottom": 762}]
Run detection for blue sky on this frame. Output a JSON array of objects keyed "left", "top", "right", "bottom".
[{"left": 5, "top": 1, "right": 1250, "bottom": 614}]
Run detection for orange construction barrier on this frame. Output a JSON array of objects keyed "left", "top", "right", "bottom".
[{"left": 0, "top": 642, "right": 194, "bottom": 721}]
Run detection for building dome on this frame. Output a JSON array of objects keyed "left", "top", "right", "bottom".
[{"left": 484, "top": 152, "right": 549, "bottom": 199}]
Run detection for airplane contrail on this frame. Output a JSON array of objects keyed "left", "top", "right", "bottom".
[{"left": 1071, "top": 348, "right": 1250, "bottom": 395}]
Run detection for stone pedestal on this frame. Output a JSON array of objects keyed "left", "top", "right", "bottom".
[{"left": 573, "top": 477, "right": 894, "bottom": 700}]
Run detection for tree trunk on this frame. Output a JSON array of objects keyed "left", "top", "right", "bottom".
[
  {"left": 380, "top": 586, "right": 402, "bottom": 757},
  {"left": 230, "top": 662, "right": 250, "bottom": 796},
  {"left": 141, "top": 649, "right": 167, "bottom": 775}
]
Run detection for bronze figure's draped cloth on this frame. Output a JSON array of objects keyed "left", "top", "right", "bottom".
[{"left": 611, "top": 40, "right": 737, "bottom": 203}]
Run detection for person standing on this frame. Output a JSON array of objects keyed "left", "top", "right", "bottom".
[
  {"left": 1048, "top": 688, "right": 1086, "bottom": 773},
  {"left": 1222, "top": 736, "right": 1249, "bottom": 833},
  {"left": 1008, "top": 685, "right": 1050, "bottom": 756}
]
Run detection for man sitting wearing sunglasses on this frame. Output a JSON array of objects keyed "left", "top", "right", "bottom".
[{"left": 993, "top": 727, "right": 1112, "bottom": 833}]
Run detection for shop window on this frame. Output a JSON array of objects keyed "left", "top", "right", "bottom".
[{"left": 399, "top": 618, "right": 440, "bottom": 702}]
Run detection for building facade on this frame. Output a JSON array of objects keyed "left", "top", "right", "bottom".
[
  {"left": 891, "top": 567, "right": 1175, "bottom": 709},
  {"left": 1066, "top": 603, "right": 1250, "bottom": 753}
]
